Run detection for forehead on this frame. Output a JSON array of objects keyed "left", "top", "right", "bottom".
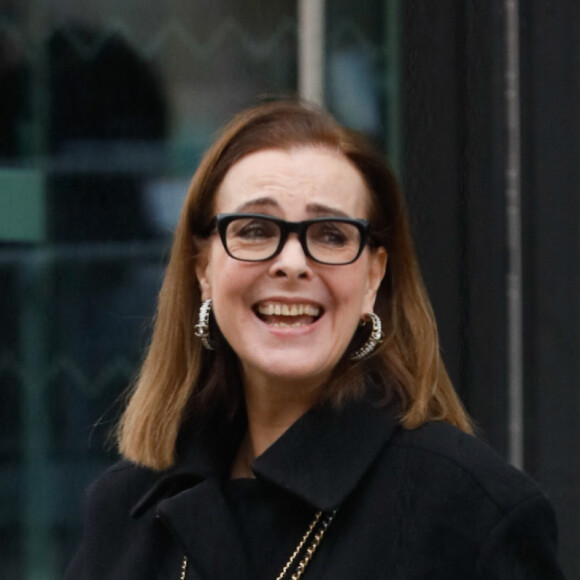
[{"left": 214, "top": 146, "right": 370, "bottom": 217}]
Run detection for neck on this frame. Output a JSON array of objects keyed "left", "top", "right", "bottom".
[{"left": 230, "top": 374, "right": 322, "bottom": 479}]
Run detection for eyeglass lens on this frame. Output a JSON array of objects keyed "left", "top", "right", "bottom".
[{"left": 224, "top": 216, "right": 362, "bottom": 264}]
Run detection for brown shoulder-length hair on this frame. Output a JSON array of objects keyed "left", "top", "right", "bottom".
[{"left": 118, "top": 100, "right": 473, "bottom": 469}]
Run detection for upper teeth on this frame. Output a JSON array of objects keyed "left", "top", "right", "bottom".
[{"left": 258, "top": 303, "right": 320, "bottom": 317}]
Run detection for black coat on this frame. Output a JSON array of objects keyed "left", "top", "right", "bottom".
[{"left": 66, "top": 393, "right": 565, "bottom": 579}]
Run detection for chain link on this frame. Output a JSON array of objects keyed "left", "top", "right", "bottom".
[
  {"left": 180, "top": 555, "right": 188, "bottom": 580},
  {"left": 277, "top": 509, "right": 337, "bottom": 580},
  {"left": 275, "top": 511, "right": 322, "bottom": 580}
]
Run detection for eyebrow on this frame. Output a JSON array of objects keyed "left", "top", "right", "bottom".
[
  {"left": 234, "top": 197, "right": 279, "bottom": 212},
  {"left": 305, "top": 203, "right": 349, "bottom": 218},
  {"left": 233, "top": 197, "right": 350, "bottom": 218}
]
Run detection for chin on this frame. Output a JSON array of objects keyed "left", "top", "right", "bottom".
[{"left": 242, "top": 353, "right": 340, "bottom": 388}]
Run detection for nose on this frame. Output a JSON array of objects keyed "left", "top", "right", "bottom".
[{"left": 267, "top": 233, "right": 313, "bottom": 279}]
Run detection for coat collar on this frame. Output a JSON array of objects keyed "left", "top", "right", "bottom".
[
  {"left": 131, "top": 385, "right": 399, "bottom": 517},
  {"left": 131, "top": 387, "right": 399, "bottom": 579},
  {"left": 252, "top": 392, "right": 399, "bottom": 511}
]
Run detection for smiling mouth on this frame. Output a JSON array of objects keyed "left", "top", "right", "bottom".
[{"left": 254, "top": 302, "right": 322, "bottom": 327}]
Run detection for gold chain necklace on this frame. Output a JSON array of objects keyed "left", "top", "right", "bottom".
[
  {"left": 275, "top": 509, "right": 337, "bottom": 580},
  {"left": 179, "top": 509, "right": 337, "bottom": 579}
]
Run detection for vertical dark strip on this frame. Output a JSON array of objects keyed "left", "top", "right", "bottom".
[
  {"left": 519, "top": 1, "right": 580, "bottom": 575},
  {"left": 401, "top": 0, "right": 464, "bottom": 390},
  {"left": 401, "top": 1, "right": 509, "bottom": 454}
]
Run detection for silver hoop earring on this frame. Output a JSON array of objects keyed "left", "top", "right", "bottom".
[
  {"left": 194, "top": 299, "right": 215, "bottom": 350},
  {"left": 350, "top": 312, "right": 384, "bottom": 361}
]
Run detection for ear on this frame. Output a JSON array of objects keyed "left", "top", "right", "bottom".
[
  {"left": 195, "top": 245, "right": 212, "bottom": 301},
  {"left": 362, "top": 247, "right": 388, "bottom": 314}
]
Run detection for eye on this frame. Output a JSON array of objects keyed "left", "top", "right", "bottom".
[
  {"left": 309, "top": 222, "right": 350, "bottom": 246},
  {"left": 230, "top": 217, "right": 279, "bottom": 241}
]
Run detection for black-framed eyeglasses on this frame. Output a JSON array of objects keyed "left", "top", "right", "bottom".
[{"left": 213, "top": 213, "right": 370, "bottom": 265}]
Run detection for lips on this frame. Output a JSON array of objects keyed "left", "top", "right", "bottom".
[{"left": 254, "top": 301, "right": 323, "bottom": 327}]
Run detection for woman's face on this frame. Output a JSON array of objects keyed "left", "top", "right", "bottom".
[{"left": 196, "top": 146, "right": 387, "bottom": 393}]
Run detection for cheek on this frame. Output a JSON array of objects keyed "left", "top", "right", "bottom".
[
  {"left": 209, "top": 260, "right": 257, "bottom": 310},
  {"left": 330, "top": 264, "right": 372, "bottom": 307},
  {"left": 203, "top": 244, "right": 240, "bottom": 295}
]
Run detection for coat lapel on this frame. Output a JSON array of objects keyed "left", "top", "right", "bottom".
[
  {"left": 130, "top": 410, "right": 250, "bottom": 579},
  {"left": 157, "top": 477, "right": 251, "bottom": 580}
]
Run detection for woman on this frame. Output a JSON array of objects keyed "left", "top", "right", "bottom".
[{"left": 67, "top": 101, "right": 565, "bottom": 579}]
